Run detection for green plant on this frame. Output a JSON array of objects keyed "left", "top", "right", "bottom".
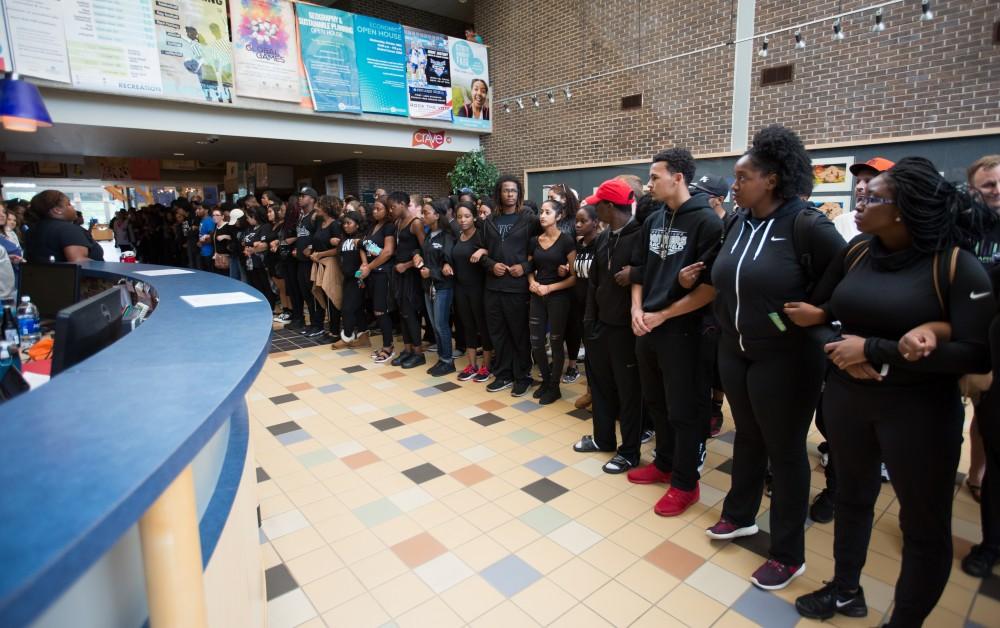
[{"left": 447, "top": 149, "right": 499, "bottom": 198}]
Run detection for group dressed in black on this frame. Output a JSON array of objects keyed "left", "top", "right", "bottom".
[{"left": 15, "top": 123, "right": 1000, "bottom": 627}]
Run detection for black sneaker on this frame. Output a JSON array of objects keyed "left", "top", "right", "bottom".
[
  {"left": 391, "top": 350, "right": 413, "bottom": 367},
  {"left": 561, "top": 367, "right": 580, "bottom": 384},
  {"left": 818, "top": 441, "right": 830, "bottom": 468},
  {"left": 533, "top": 382, "right": 548, "bottom": 399},
  {"left": 795, "top": 582, "right": 867, "bottom": 620},
  {"left": 401, "top": 353, "right": 427, "bottom": 369},
  {"left": 486, "top": 377, "right": 513, "bottom": 393},
  {"left": 286, "top": 319, "right": 305, "bottom": 331},
  {"left": 428, "top": 361, "right": 456, "bottom": 377},
  {"left": 511, "top": 378, "right": 535, "bottom": 397},
  {"left": 306, "top": 327, "right": 325, "bottom": 338},
  {"left": 641, "top": 429, "right": 655, "bottom": 444},
  {"left": 809, "top": 488, "right": 835, "bottom": 524},
  {"left": 962, "top": 544, "right": 1000, "bottom": 578},
  {"left": 697, "top": 442, "right": 708, "bottom": 473},
  {"left": 539, "top": 385, "right": 561, "bottom": 405}
]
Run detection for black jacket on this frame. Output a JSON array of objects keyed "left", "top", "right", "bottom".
[
  {"left": 481, "top": 208, "right": 541, "bottom": 293},
  {"left": 420, "top": 228, "right": 455, "bottom": 289},
  {"left": 585, "top": 217, "right": 642, "bottom": 328},
  {"left": 631, "top": 195, "right": 723, "bottom": 331}
]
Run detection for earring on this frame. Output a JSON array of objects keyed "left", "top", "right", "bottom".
[{"left": 894, "top": 216, "right": 901, "bottom": 223}]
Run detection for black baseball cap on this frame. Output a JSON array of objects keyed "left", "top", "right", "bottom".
[
  {"left": 689, "top": 174, "right": 733, "bottom": 199},
  {"left": 298, "top": 186, "right": 319, "bottom": 200}
]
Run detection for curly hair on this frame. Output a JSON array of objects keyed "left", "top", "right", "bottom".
[
  {"left": 745, "top": 125, "right": 813, "bottom": 200},
  {"left": 492, "top": 175, "right": 523, "bottom": 211},
  {"left": 652, "top": 148, "right": 696, "bottom": 185}
]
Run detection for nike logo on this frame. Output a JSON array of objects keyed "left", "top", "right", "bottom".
[
  {"left": 770, "top": 236, "right": 787, "bottom": 242},
  {"left": 970, "top": 291, "right": 991, "bottom": 300},
  {"left": 835, "top": 599, "right": 854, "bottom": 608}
]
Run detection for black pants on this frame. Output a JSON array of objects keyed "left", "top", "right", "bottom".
[
  {"left": 455, "top": 284, "right": 493, "bottom": 351},
  {"left": 199, "top": 255, "right": 214, "bottom": 272},
  {"left": 974, "top": 318, "right": 1000, "bottom": 551},
  {"left": 637, "top": 327, "right": 704, "bottom": 491},
  {"left": 718, "top": 335, "right": 825, "bottom": 566},
  {"left": 814, "top": 383, "right": 838, "bottom": 497},
  {"left": 564, "top": 290, "right": 584, "bottom": 369},
  {"left": 586, "top": 322, "right": 642, "bottom": 460},
  {"left": 295, "top": 259, "right": 321, "bottom": 327},
  {"left": 284, "top": 258, "right": 304, "bottom": 321},
  {"left": 529, "top": 290, "right": 571, "bottom": 385},
  {"left": 247, "top": 265, "right": 276, "bottom": 312},
  {"left": 342, "top": 278, "right": 363, "bottom": 338},
  {"left": 396, "top": 268, "right": 422, "bottom": 345},
  {"left": 824, "top": 374, "right": 962, "bottom": 627},
  {"left": 697, "top": 324, "right": 720, "bottom": 442},
  {"left": 485, "top": 290, "right": 531, "bottom": 384},
  {"left": 369, "top": 272, "right": 394, "bottom": 348}
]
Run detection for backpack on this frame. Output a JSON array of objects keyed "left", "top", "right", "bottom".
[{"left": 721, "top": 207, "right": 826, "bottom": 285}]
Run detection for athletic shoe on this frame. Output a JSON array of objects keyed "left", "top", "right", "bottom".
[
  {"left": 627, "top": 464, "right": 671, "bottom": 485},
  {"left": 603, "top": 454, "right": 638, "bottom": 474},
  {"left": 705, "top": 517, "right": 759, "bottom": 540},
  {"left": 574, "top": 391, "right": 592, "bottom": 409},
  {"left": 401, "top": 353, "right": 427, "bottom": 369},
  {"left": 561, "top": 367, "right": 580, "bottom": 384},
  {"left": 795, "top": 582, "right": 868, "bottom": 620},
  {"left": 285, "top": 319, "right": 305, "bottom": 331},
  {"left": 511, "top": 379, "right": 535, "bottom": 397},
  {"left": 533, "top": 382, "right": 548, "bottom": 399},
  {"left": 751, "top": 560, "right": 805, "bottom": 590},
  {"left": 428, "top": 361, "right": 456, "bottom": 377},
  {"left": 539, "top": 385, "right": 561, "bottom": 405},
  {"left": 880, "top": 463, "right": 890, "bottom": 483},
  {"left": 710, "top": 401, "right": 724, "bottom": 437},
  {"left": 697, "top": 442, "right": 708, "bottom": 473},
  {"left": 818, "top": 441, "right": 830, "bottom": 468},
  {"left": 654, "top": 485, "right": 700, "bottom": 517},
  {"left": 641, "top": 429, "right": 655, "bottom": 444},
  {"left": 809, "top": 489, "right": 835, "bottom": 524},
  {"left": 473, "top": 367, "right": 492, "bottom": 383},
  {"left": 391, "top": 351, "right": 412, "bottom": 367},
  {"left": 273, "top": 314, "right": 288, "bottom": 323},
  {"left": 486, "top": 377, "right": 513, "bottom": 393},
  {"left": 306, "top": 327, "right": 325, "bottom": 338},
  {"left": 962, "top": 544, "right": 1000, "bottom": 578},
  {"left": 458, "top": 365, "right": 477, "bottom": 381},
  {"left": 373, "top": 349, "right": 396, "bottom": 364},
  {"left": 426, "top": 344, "right": 438, "bottom": 353}
]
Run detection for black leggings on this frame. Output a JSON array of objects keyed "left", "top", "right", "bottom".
[
  {"left": 825, "top": 373, "right": 962, "bottom": 627},
  {"left": 296, "top": 259, "right": 321, "bottom": 327},
  {"left": 718, "top": 335, "right": 825, "bottom": 566},
  {"left": 529, "top": 290, "right": 571, "bottom": 385},
  {"left": 247, "top": 266, "right": 276, "bottom": 312},
  {"left": 369, "top": 272, "right": 394, "bottom": 348},
  {"left": 342, "top": 278, "right": 363, "bottom": 338},
  {"left": 455, "top": 284, "right": 493, "bottom": 351},
  {"left": 395, "top": 268, "right": 422, "bottom": 345},
  {"left": 284, "top": 258, "right": 303, "bottom": 321},
  {"left": 564, "top": 290, "right": 584, "bottom": 368}
]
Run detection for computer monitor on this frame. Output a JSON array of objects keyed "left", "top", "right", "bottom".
[
  {"left": 51, "top": 286, "right": 126, "bottom": 376},
  {"left": 18, "top": 262, "right": 80, "bottom": 321}
]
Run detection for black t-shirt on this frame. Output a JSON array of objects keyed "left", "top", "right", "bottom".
[
  {"left": 294, "top": 211, "right": 317, "bottom": 256},
  {"left": 340, "top": 237, "right": 363, "bottom": 277},
  {"left": 24, "top": 218, "right": 103, "bottom": 263},
  {"left": 495, "top": 212, "right": 518, "bottom": 241},
  {"left": 311, "top": 220, "right": 343, "bottom": 253},
  {"left": 242, "top": 224, "right": 274, "bottom": 268},
  {"left": 452, "top": 228, "right": 486, "bottom": 289},
  {"left": 395, "top": 218, "right": 421, "bottom": 263},
  {"left": 573, "top": 237, "right": 596, "bottom": 302},
  {"left": 530, "top": 232, "right": 575, "bottom": 285},
  {"left": 213, "top": 224, "right": 236, "bottom": 256},
  {"left": 363, "top": 222, "right": 396, "bottom": 273}
]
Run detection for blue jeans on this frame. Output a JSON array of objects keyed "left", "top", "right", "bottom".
[
  {"left": 424, "top": 286, "right": 453, "bottom": 363},
  {"left": 229, "top": 256, "right": 242, "bottom": 281}
]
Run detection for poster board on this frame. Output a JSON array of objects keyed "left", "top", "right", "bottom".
[{"left": 230, "top": 0, "right": 301, "bottom": 102}]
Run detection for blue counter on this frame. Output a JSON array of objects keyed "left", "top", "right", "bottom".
[{"left": 0, "top": 262, "right": 272, "bottom": 627}]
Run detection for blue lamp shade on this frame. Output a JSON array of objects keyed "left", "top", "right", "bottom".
[{"left": 0, "top": 74, "right": 53, "bottom": 132}]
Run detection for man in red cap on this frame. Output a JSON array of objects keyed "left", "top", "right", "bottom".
[
  {"left": 625, "top": 148, "right": 723, "bottom": 517},
  {"left": 833, "top": 157, "right": 895, "bottom": 241}
]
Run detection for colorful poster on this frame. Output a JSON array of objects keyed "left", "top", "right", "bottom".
[
  {"left": 296, "top": 4, "right": 361, "bottom": 113},
  {"left": 3, "top": 0, "right": 71, "bottom": 82},
  {"left": 404, "top": 28, "right": 451, "bottom": 121},
  {"left": 155, "top": 0, "right": 234, "bottom": 103},
  {"left": 353, "top": 15, "right": 407, "bottom": 116},
  {"left": 448, "top": 36, "right": 491, "bottom": 130},
  {"left": 64, "top": 0, "right": 164, "bottom": 96},
  {"left": 229, "top": 0, "right": 300, "bottom": 102},
  {"left": 0, "top": 10, "right": 10, "bottom": 71}
]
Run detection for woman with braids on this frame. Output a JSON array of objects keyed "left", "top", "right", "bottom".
[
  {"left": 789, "top": 158, "right": 996, "bottom": 624},
  {"left": 23, "top": 190, "right": 104, "bottom": 263},
  {"left": 701, "top": 125, "right": 846, "bottom": 590}
]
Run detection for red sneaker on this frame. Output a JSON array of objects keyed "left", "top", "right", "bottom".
[
  {"left": 751, "top": 559, "right": 806, "bottom": 590},
  {"left": 473, "top": 366, "right": 491, "bottom": 383},
  {"left": 654, "top": 484, "right": 701, "bottom": 517},
  {"left": 457, "top": 364, "right": 477, "bottom": 381},
  {"left": 626, "top": 464, "right": 671, "bottom": 485}
]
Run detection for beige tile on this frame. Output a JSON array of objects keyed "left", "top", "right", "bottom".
[
  {"left": 547, "top": 603, "right": 614, "bottom": 628},
  {"left": 349, "top": 548, "right": 408, "bottom": 589},
  {"left": 583, "top": 578, "right": 652, "bottom": 626},
  {"left": 580, "top": 538, "right": 639, "bottom": 577},
  {"left": 519, "top": 536, "right": 574, "bottom": 575},
  {"left": 330, "top": 529, "right": 385, "bottom": 565},
  {"left": 261, "top": 542, "right": 282, "bottom": 570},
  {"left": 369, "top": 571, "right": 435, "bottom": 618},
  {"left": 615, "top": 558, "right": 681, "bottom": 604},
  {"left": 313, "top": 512, "right": 365, "bottom": 544},
  {"left": 320, "top": 592, "right": 389, "bottom": 628},
  {"left": 630, "top": 606, "right": 689, "bottom": 628},
  {"left": 396, "top": 596, "right": 465, "bottom": 628},
  {"left": 301, "top": 568, "right": 366, "bottom": 614},
  {"left": 453, "top": 534, "right": 510, "bottom": 571},
  {"left": 669, "top": 523, "right": 722, "bottom": 559},
  {"left": 657, "top": 583, "right": 727, "bottom": 628},
  {"left": 490, "top": 518, "right": 542, "bottom": 552},
  {"left": 465, "top": 501, "right": 515, "bottom": 532},
  {"left": 439, "top": 574, "right": 506, "bottom": 623},
  {"left": 284, "top": 545, "right": 343, "bottom": 585},
  {"left": 511, "top": 577, "right": 579, "bottom": 626},
  {"left": 260, "top": 493, "right": 296, "bottom": 519},
  {"left": 298, "top": 495, "right": 348, "bottom": 525},
  {"left": 468, "top": 600, "right": 542, "bottom": 628},
  {"left": 549, "top": 557, "right": 612, "bottom": 601},
  {"left": 271, "top": 526, "right": 326, "bottom": 561}
]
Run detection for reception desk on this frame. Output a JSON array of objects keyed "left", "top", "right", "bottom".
[{"left": 0, "top": 262, "right": 272, "bottom": 628}]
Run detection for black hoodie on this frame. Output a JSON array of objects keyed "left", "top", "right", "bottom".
[
  {"left": 481, "top": 208, "right": 542, "bottom": 293},
  {"left": 420, "top": 228, "right": 455, "bottom": 290},
  {"left": 585, "top": 217, "right": 642, "bottom": 327},
  {"left": 631, "top": 194, "right": 723, "bottom": 332}
]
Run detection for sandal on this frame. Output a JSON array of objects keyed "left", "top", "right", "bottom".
[
  {"left": 573, "top": 435, "right": 613, "bottom": 453},
  {"left": 966, "top": 478, "right": 983, "bottom": 503},
  {"left": 603, "top": 454, "right": 638, "bottom": 474},
  {"left": 373, "top": 348, "right": 395, "bottom": 364}
]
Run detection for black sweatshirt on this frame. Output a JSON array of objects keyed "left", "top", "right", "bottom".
[
  {"left": 631, "top": 194, "right": 723, "bottom": 332},
  {"left": 710, "top": 197, "right": 845, "bottom": 352},
  {"left": 481, "top": 208, "right": 542, "bottom": 293},
  {"left": 809, "top": 235, "right": 995, "bottom": 386},
  {"left": 585, "top": 217, "right": 642, "bottom": 327},
  {"left": 420, "top": 228, "right": 455, "bottom": 289}
]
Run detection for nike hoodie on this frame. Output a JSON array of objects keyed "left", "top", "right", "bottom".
[{"left": 585, "top": 217, "right": 642, "bottom": 327}]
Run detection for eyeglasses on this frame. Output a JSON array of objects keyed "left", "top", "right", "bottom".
[{"left": 859, "top": 195, "right": 895, "bottom": 206}]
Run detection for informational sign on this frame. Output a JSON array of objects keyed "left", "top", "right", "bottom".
[
  {"left": 65, "top": 0, "right": 164, "bottom": 96},
  {"left": 353, "top": 15, "right": 407, "bottom": 116},
  {"left": 404, "top": 28, "right": 451, "bottom": 121},
  {"left": 155, "top": 0, "right": 235, "bottom": 103},
  {"left": 230, "top": 0, "right": 301, "bottom": 102},
  {"left": 296, "top": 4, "right": 361, "bottom": 113},
  {"left": 0, "top": 11, "right": 10, "bottom": 72},
  {"left": 3, "top": 0, "right": 71, "bottom": 82},
  {"left": 448, "top": 36, "right": 491, "bottom": 130}
]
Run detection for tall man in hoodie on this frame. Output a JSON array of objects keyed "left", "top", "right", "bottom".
[{"left": 628, "top": 148, "right": 724, "bottom": 517}]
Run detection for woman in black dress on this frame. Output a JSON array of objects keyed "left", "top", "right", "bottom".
[
  {"left": 452, "top": 202, "right": 493, "bottom": 382},
  {"left": 361, "top": 199, "right": 397, "bottom": 363}
]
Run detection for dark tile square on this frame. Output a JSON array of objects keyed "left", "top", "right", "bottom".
[
  {"left": 279, "top": 359, "right": 303, "bottom": 367},
  {"left": 980, "top": 571, "right": 1000, "bottom": 601},
  {"left": 435, "top": 382, "right": 461, "bottom": 392},
  {"left": 343, "top": 365, "right": 366, "bottom": 373},
  {"left": 734, "top": 529, "right": 772, "bottom": 559},
  {"left": 715, "top": 458, "right": 734, "bottom": 475},
  {"left": 371, "top": 417, "right": 405, "bottom": 431},
  {"left": 269, "top": 393, "right": 299, "bottom": 405},
  {"left": 521, "top": 478, "right": 569, "bottom": 503},
  {"left": 717, "top": 430, "right": 737, "bottom": 444},
  {"left": 256, "top": 467, "right": 270, "bottom": 482},
  {"left": 267, "top": 421, "right": 302, "bottom": 436},
  {"left": 402, "top": 462, "right": 445, "bottom": 484},
  {"left": 471, "top": 413, "right": 504, "bottom": 427},
  {"left": 264, "top": 563, "right": 298, "bottom": 601},
  {"left": 567, "top": 408, "right": 591, "bottom": 420}
]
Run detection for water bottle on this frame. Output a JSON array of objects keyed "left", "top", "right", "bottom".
[
  {"left": 2, "top": 304, "right": 19, "bottom": 345},
  {"left": 16, "top": 296, "right": 40, "bottom": 349},
  {"left": 363, "top": 240, "right": 382, "bottom": 257}
]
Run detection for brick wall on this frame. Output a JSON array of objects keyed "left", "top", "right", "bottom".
[
  {"left": 315, "top": 158, "right": 454, "bottom": 198},
  {"left": 330, "top": 0, "right": 470, "bottom": 38},
  {"left": 477, "top": 0, "right": 1000, "bottom": 177}
]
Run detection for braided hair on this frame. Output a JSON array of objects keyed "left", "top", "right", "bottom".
[{"left": 883, "top": 157, "right": 996, "bottom": 254}]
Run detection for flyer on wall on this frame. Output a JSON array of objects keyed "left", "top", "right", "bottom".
[
  {"left": 404, "top": 27, "right": 451, "bottom": 121},
  {"left": 0, "top": 10, "right": 10, "bottom": 72},
  {"left": 155, "top": 0, "right": 235, "bottom": 103},
  {"left": 229, "top": 0, "right": 301, "bottom": 102},
  {"left": 2, "top": 0, "right": 71, "bottom": 82},
  {"left": 296, "top": 4, "right": 361, "bottom": 113},
  {"left": 448, "top": 36, "right": 491, "bottom": 130},
  {"left": 353, "top": 15, "right": 408, "bottom": 116},
  {"left": 64, "top": 0, "right": 164, "bottom": 96}
]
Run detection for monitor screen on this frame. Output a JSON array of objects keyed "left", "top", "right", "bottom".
[
  {"left": 51, "top": 286, "right": 126, "bottom": 376},
  {"left": 18, "top": 262, "right": 81, "bottom": 321}
]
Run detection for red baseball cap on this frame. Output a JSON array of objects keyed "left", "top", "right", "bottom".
[
  {"left": 584, "top": 179, "right": 635, "bottom": 206},
  {"left": 849, "top": 157, "right": 895, "bottom": 176}
]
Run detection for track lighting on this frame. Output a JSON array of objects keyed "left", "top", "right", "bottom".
[
  {"left": 516, "top": 98, "right": 524, "bottom": 110},
  {"left": 757, "top": 36, "right": 769, "bottom": 57},
  {"left": 563, "top": 87, "right": 572, "bottom": 100},
  {"left": 794, "top": 30, "right": 806, "bottom": 49},
  {"left": 531, "top": 95, "right": 539, "bottom": 107},
  {"left": 920, "top": 0, "right": 933, "bottom": 21},
  {"left": 547, "top": 91, "right": 555, "bottom": 104},
  {"left": 872, "top": 8, "right": 885, "bottom": 31},
  {"left": 502, "top": 102, "right": 510, "bottom": 113},
  {"left": 833, "top": 18, "right": 845, "bottom": 40}
]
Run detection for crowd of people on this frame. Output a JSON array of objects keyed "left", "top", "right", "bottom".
[{"left": 6, "top": 125, "right": 1000, "bottom": 627}]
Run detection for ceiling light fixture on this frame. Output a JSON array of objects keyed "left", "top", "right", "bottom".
[
  {"left": 0, "top": 73, "right": 53, "bottom": 132},
  {"left": 312, "top": 159, "right": 322, "bottom": 163},
  {"left": 352, "top": 150, "right": 363, "bottom": 154},
  {"left": 794, "top": 30, "right": 806, "bottom": 49},
  {"left": 872, "top": 8, "right": 885, "bottom": 32},
  {"left": 173, "top": 152, "right": 185, "bottom": 156},
  {"left": 757, "top": 36, "right": 769, "bottom": 57}
]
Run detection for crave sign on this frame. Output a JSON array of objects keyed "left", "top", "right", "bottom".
[{"left": 411, "top": 129, "right": 450, "bottom": 150}]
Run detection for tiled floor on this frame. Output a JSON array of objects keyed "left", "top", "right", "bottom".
[{"left": 249, "top": 332, "right": 1000, "bottom": 628}]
